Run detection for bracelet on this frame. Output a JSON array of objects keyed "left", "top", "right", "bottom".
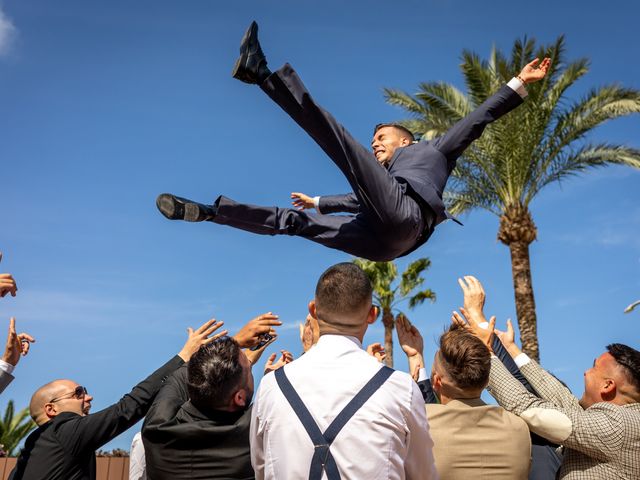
[{"left": 516, "top": 74, "right": 527, "bottom": 85}]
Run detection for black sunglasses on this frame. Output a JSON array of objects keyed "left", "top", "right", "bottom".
[{"left": 49, "top": 385, "right": 88, "bottom": 403}]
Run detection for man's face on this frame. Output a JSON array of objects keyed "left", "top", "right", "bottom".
[
  {"left": 371, "top": 126, "right": 411, "bottom": 165},
  {"left": 47, "top": 380, "right": 93, "bottom": 418},
  {"left": 580, "top": 352, "right": 617, "bottom": 409}
]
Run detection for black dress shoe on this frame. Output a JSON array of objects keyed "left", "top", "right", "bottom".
[
  {"left": 156, "top": 194, "right": 216, "bottom": 222},
  {"left": 231, "top": 21, "right": 271, "bottom": 84}
]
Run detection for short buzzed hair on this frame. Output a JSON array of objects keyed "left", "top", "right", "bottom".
[
  {"left": 607, "top": 343, "right": 640, "bottom": 392},
  {"left": 315, "top": 263, "right": 372, "bottom": 323},
  {"left": 438, "top": 323, "right": 491, "bottom": 391},
  {"left": 187, "top": 337, "right": 245, "bottom": 410},
  {"left": 373, "top": 123, "right": 415, "bottom": 142}
]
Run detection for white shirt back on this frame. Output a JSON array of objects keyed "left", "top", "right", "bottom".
[{"left": 250, "top": 334, "right": 438, "bottom": 479}]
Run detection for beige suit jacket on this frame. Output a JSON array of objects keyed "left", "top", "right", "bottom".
[{"left": 426, "top": 398, "right": 531, "bottom": 480}]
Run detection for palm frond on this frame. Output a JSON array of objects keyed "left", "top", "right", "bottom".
[{"left": 408, "top": 289, "right": 437, "bottom": 308}]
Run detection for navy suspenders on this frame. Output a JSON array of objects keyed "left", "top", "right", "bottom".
[{"left": 274, "top": 366, "right": 394, "bottom": 480}]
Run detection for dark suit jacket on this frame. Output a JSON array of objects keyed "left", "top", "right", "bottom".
[
  {"left": 319, "top": 84, "right": 524, "bottom": 226},
  {"left": 142, "top": 365, "right": 254, "bottom": 480},
  {"left": 0, "top": 369, "right": 14, "bottom": 395},
  {"left": 10, "top": 356, "right": 184, "bottom": 480}
]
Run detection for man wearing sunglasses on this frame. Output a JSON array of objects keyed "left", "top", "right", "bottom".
[{"left": 10, "top": 318, "right": 226, "bottom": 480}]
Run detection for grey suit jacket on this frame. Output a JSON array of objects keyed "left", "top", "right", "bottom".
[
  {"left": 487, "top": 357, "right": 640, "bottom": 479},
  {"left": 0, "top": 369, "right": 14, "bottom": 395},
  {"left": 426, "top": 398, "right": 531, "bottom": 479}
]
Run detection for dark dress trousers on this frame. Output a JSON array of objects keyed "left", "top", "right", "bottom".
[
  {"left": 10, "top": 356, "right": 184, "bottom": 480},
  {"left": 213, "top": 63, "right": 524, "bottom": 261},
  {"left": 142, "top": 365, "right": 254, "bottom": 480}
]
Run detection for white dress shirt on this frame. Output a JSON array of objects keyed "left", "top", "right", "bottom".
[
  {"left": 129, "top": 432, "right": 147, "bottom": 480},
  {"left": 250, "top": 334, "right": 438, "bottom": 480}
]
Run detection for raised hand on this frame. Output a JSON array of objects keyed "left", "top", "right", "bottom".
[
  {"left": 178, "top": 318, "right": 227, "bottom": 362},
  {"left": 264, "top": 349, "right": 294, "bottom": 375},
  {"left": 495, "top": 318, "right": 522, "bottom": 358},
  {"left": 244, "top": 334, "right": 277, "bottom": 365},
  {"left": 290, "top": 192, "right": 315, "bottom": 210},
  {"left": 457, "top": 276, "right": 487, "bottom": 324},
  {"left": 451, "top": 309, "right": 495, "bottom": 352},
  {"left": 396, "top": 315, "right": 424, "bottom": 358},
  {"left": 234, "top": 312, "right": 282, "bottom": 349},
  {"left": 299, "top": 314, "right": 319, "bottom": 353},
  {"left": 366, "top": 343, "right": 386, "bottom": 363},
  {"left": 396, "top": 315, "right": 425, "bottom": 377},
  {"left": 517, "top": 57, "right": 551, "bottom": 84},
  {"left": 2, "top": 318, "right": 35, "bottom": 367},
  {"left": 0, "top": 254, "right": 17, "bottom": 299}
]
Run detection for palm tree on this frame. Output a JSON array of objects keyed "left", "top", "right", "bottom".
[
  {"left": 0, "top": 400, "right": 36, "bottom": 456},
  {"left": 384, "top": 36, "right": 640, "bottom": 361},
  {"left": 353, "top": 258, "right": 435, "bottom": 367}
]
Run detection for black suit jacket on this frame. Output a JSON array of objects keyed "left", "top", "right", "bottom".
[
  {"left": 142, "top": 365, "right": 254, "bottom": 480},
  {"left": 10, "top": 356, "right": 184, "bottom": 480},
  {"left": 319, "top": 84, "right": 524, "bottom": 226}
]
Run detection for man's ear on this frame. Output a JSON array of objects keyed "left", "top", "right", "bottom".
[
  {"left": 44, "top": 403, "right": 57, "bottom": 419},
  {"left": 308, "top": 300, "right": 317, "bottom": 319},
  {"left": 601, "top": 378, "right": 617, "bottom": 401},
  {"left": 367, "top": 305, "right": 378, "bottom": 325},
  {"left": 234, "top": 388, "right": 247, "bottom": 408}
]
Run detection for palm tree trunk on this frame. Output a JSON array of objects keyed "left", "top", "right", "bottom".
[
  {"left": 382, "top": 308, "right": 395, "bottom": 367},
  {"left": 498, "top": 204, "right": 540, "bottom": 362}
]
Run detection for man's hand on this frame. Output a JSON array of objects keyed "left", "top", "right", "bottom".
[
  {"left": 264, "top": 350, "right": 294, "bottom": 375},
  {"left": 178, "top": 318, "right": 227, "bottom": 362},
  {"left": 2, "top": 318, "right": 35, "bottom": 367},
  {"left": 396, "top": 315, "right": 425, "bottom": 376},
  {"left": 290, "top": 192, "right": 315, "bottom": 210},
  {"left": 452, "top": 309, "right": 495, "bottom": 352},
  {"left": 0, "top": 253, "right": 17, "bottom": 299},
  {"left": 244, "top": 335, "right": 277, "bottom": 365},
  {"left": 299, "top": 314, "right": 319, "bottom": 353},
  {"left": 234, "top": 312, "right": 282, "bottom": 348},
  {"left": 457, "top": 276, "right": 487, "bottom": 324},
  {"left": 495, "top": 318, "right": 523, "bottom": 359},
  {"left": 366, "top": 343, "right": 386, "bottom": 363},
  {"left": 0, "top": 274, "right": 17, "bottom": 298},
  {"left": 517, "top": 57, "right": 551, "bottom": 84}
]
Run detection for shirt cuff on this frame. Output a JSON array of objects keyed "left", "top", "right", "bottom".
[
  {"left": 507, "top": 77, "right": 528, "bottom": 99},
  {"left": 417, "top": 367, "right": 428, "bottom": 383},
  {"left": 0, "top": 359, "right": 15, "bottom": 374},
  {"left": 514, "top": 353, "right": 531, "bottom": 369},
  {"left": 313, "top": 196, "right": 321, "bottom": 211}
]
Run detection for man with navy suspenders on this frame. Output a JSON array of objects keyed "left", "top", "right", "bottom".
[{"left": 249, "top": 263, "right": 437, "bottom": 479}]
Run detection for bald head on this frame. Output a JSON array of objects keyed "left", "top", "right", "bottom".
[{"left": 30, "top": 379, "right": 92, "bottom": 425}]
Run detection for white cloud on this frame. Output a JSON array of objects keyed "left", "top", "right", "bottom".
[{"left": 0, "top": 5, "right": 16, "bottom": 56}]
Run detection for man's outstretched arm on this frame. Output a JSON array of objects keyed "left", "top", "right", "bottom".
[
  {"left": 433, "top": 58, "right": 551, "bottom": 164},
  {"left": 291, "top": 192, "right": 360, "bottom": 214}
]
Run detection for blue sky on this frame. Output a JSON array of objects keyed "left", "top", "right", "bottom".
[{"left": 1, "top": 0, "right": 638, "bottom": 450}]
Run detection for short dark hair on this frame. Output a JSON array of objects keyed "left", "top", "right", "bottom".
[
  {"left": 187, "top": 337, "right": 245, "bottom": 410},
  {"left": 607, "top": 343, "right": 640, "bottom": 392},
  {"left": 315, "top": 263, "right": 372, "bottom": 322},
  {"left": 438, "top": 323, "right": 491, "bottom": 390},
  {"left": 373, "top": 123, "right": 415, "bottom": 142}
]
